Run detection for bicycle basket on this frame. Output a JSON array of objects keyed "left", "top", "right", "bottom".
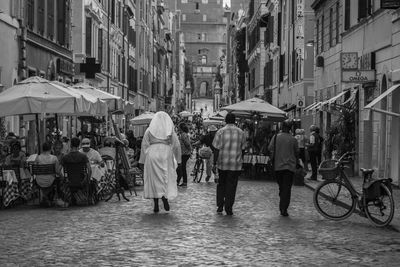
[
  {"left": 199, "top": 147, "right": 212, "bottom": 159},
  {"left": 318, "top": 160, "right": 339, "bottom": 180}
]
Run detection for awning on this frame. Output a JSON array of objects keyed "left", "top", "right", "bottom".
[
  {"left": 284, "top": 104, "right": 297, "bottom": 112},
  {"left": 304, "top": 102, "right": 321, "bottom": 112},
  {"left": 342, "top": 89, "right": 358, "bottom": 106},
  {"left": 321, "top": 90, "right": 348, "bottom": 107},
  {"left": 363, "top": 84, "right": 400, "bottom": 119}
]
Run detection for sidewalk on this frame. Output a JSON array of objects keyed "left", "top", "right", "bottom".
[{"left": 304, "top": 174, "right": 400, "bottom": 231}]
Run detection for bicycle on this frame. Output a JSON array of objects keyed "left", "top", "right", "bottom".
[
  {"left": 191, "top": 146, "right": 205, "bottom": 183},
  {"left": 313, "top": 151, "right": 395, "bottom": 227}
]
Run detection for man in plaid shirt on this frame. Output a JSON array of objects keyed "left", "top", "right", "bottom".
[{"left": 212, "top": 113, "right": 246, "bottom": 215}]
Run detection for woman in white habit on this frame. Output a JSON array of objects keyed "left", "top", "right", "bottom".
[{"left": 139, "top": 111, "right": 181, "bottom": 212}]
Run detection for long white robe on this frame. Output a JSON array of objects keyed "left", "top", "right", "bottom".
[{"left": 139, "top": 130, "right": 181, "bottom": 199}]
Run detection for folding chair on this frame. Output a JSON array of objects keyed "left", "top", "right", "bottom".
[
  {"left": 30, "top": 163, "right": 57, "bottom": 205},
  {"left": 63, "top": 162, "right": 97, "bottom": 205}
]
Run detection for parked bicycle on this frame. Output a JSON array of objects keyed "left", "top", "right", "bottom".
[
  {"left": 313, "top": 151, "right": 395, "bottom": 227},
  {"left": 191, "top": 146, "right": 205, "bottom": 183}
]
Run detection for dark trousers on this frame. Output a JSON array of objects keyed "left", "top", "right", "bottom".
[
  {"left": 275, "top": 170, "right": 294, "bottom": 212},
  {"left": 216, "top": 170, "right": 240, "bottom": 212},
  {"left": 177, "top": 155, "right": 190, "bottom": 184},
  {"left": 309, "top": 151, "right": 318, "bottom": 179}
]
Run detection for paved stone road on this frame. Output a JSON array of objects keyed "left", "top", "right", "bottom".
[{"left": 1, "top": 165, "right": 400, "bottom": 266}]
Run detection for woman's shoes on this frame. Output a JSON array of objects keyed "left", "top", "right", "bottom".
[
  {"left": 161, "top": 196, "right": 170, "bottom": 211},
  {"left": 154, "top": 206, "right": 160, "bottom": 213}
]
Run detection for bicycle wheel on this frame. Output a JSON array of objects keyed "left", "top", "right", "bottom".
[
  {"left": 192, "top": 159, "right": 199, "bottom": 182},
  {"left": 313, "top": 180, "right": 356, "bottom": 221},
  {"left": 194, "top": 160, "right": 204, "bottom": 183},
  {"left": 363, "top": 183, "right": 395, "bottom": 227}
]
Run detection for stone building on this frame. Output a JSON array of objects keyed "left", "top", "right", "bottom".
[
  {"left": 177, "top": 0, "right": 227, "bottom": 115},
  {"left": 0, "top": 1, "right": 21, "bottom": 134}
]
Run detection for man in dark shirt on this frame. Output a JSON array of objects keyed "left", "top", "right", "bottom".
[{"left": 61, "top": 137, "right": 91, "bottom": 178}]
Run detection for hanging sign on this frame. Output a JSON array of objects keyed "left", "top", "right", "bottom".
[
  {"left": 342, "top": 70, "right": 376, "bottom": 83},
  {"left": 381, "top": 0, "right": 400, "bottom": 9}
]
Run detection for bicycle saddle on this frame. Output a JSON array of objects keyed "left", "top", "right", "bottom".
[{"left": 360, "top": 168, "right": 374, "bottom": 175}]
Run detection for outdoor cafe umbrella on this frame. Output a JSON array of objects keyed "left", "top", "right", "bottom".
[
  {"left": 203, "top": 119, "right": 225, "bottom": 127},
  {"left": 130, "top": 112, "right": 155, "bottom": 125},
  {"left": 179, "top": 110, "right": 192, "bottom": 117},
  {"left": 221, "top": 97, "right": 287, "bottom": 121},
  {"left": 72, "top": 83, "right": 124, "bottom": 112},
  {"left": 0, "top": 76, "right": 83, "bottom": 117}
]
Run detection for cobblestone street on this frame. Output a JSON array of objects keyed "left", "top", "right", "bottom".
[{"left": 1, "top": 161, "right": 400, "bottom": 266}]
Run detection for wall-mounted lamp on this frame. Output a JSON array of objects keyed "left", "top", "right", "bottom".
[{"left": 306, "top": 40, "right": 314, "bottom": 47}]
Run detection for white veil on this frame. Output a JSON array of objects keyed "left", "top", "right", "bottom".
[{"left": 147, "top": 111, "right": 174, "bottom": 140}]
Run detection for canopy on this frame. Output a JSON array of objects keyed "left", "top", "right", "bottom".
[
  {"left": 72, "top": 83, "right": 124, "bottom": 112},
  {"left": 130, "top": 112, "right": 155, "bottom": 125},
  {"left": 221, "top": 97, "right": 287, "bottom": 121},
  {"left": 0, "top": 76, "right": 85, "bottom": 117},
  {"left": 52, "top": 81, "right": 108, "bottom": 116},
  {"left": 179, "top": 110, "right": 193, "bottom": 117},
  {"left": 203, "top": 119, "right": 225, "bottom": 127}
]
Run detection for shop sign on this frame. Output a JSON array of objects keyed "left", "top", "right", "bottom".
[
  {"left": 381, "top": 0, "right": 400, "bottom": 9},
  {"left": 342, "top": 70, "right": 376, "bottom": 83},
  {"left": 57, "top": 59, "right": 74, "bottom": 76}
]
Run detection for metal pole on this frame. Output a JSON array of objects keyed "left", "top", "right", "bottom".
[
  {"left": 107, "top": 0, "right": 111, "bottom": 93},
  {"left": 35, "top": 114, "right": 41, "bottom": 154}
]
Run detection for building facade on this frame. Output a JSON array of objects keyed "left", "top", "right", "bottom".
[{"left": 177, "top": 0, "right": 227, "bottom": 116}]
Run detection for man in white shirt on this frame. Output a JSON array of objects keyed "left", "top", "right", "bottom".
[{"left": 79, "top": 138, "right": 103, "bottom": 164}]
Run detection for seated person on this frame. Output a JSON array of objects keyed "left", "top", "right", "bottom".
[
  {"left": 34, "top": 142, "right": 61, "bottom": 205},
  {"left": 53, "top": 140, "right": 65, "bottom": 163},
  {"left": 79, "top": 138, "right": 103, "bottom": 165},
  {"left": 61, "top": 138, "right": 91, "bottom": 204},
  {"left": 98, "top": 139, "right": 116, "bottom": 160},
  {"left": 5, "top": 140, "right": 26, "bottom": 168},
  {"left": 122, "top": 139, "right": 138, "bottom": 167}
]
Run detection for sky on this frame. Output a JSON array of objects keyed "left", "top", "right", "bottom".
[{"left": 223, "top": 0, "right": 231, "bottom": 7}]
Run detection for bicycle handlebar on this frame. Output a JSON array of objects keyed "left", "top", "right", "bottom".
[{"left": 337, "top": 151, "right": 356, "bottom": 163}]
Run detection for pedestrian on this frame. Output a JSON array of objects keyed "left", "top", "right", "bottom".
[
  {"left": 307, "top": 125, "right": 320, "bottom": 180},
  {"left": 193, "top": 124, "right": 218, "bottom": 182},
  {"left": 79, "top": 138, "right": 103, "bottom": 165},
  {"left": 315, "top": 127, "right": 324, "bottom": 166},
  {"left": 139, "top": 111, "right": 181, "bottom": 213},
  {"left": 212, "top": 113, "right": 246, "bottom": 215},
  {"left": 268, "top": 120, "right": 299, "bottom": 217},
  {"left": 177, "top": 123, "right": 192, "bottom": 187},
  {"left": 295, "top": 129, "right": 306, "bottom": 168}
]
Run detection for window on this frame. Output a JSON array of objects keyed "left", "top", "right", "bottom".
[
  {"left": 37, "top": 0, "right": 45, "bottom": 35},
  {"left": 329, "top": 8, "right": 333, "bottom": 47},
  {"left": 344, "top": 0, "right": 350, "bottom": 30},
  {"left": 196, "top": 2, "right": 199, "bottom": 10},
  {"left": 182, "top": 14, "right": 186, "bottom": 21},
  {"left": 111, "top": 0, "right": 115, "bottom": 24},
  {"left": 202, "top": 33, "right": 206, "bottom": 41},
  {"left": 336, "top": 2, "right": 340, "bottom": 43},
  {"left": 181, "top": 0, "right": 187, "bottom": 3},
  {"left": 27, "top": 0, "right": 34, "bottom": 30},
  {"left": 316, "top": 18, "right": 319, "bottom": 54},
  {"left": 198, "top": 33, "right": 202, "bottom": 40},
  {"left": 203, "top": 14, "right": 207, "bottom": 21},
  {"left": 321, "top": 15, "right": 324, "bottom": 52},
  {"left": 358, "top": 0, "right": 372, "bottom": 20},
  {"left": 47, "top": 0, "right": 55, "bottom": 39},
  {"left": 57, "top": 0, "right": 67, "bottom": 45},
  {"left": 201, "top": 55, "right": 207, "bottom": 65},
  {"left": 86, "top": 17, "right": 92, "bottom": 56},
  {"left": 98, "top": 29, "right": 103, "bottom": 63}
]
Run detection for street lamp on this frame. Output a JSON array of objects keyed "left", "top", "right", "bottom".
[
  {"left": 185, "top": 81, "right": 192, "bottom": 112},
  {"left": 214, "top": 82, "right": 221, "bottom": 111}
]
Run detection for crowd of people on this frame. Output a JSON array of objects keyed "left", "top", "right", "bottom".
[{"left": 1, "top": 111, "right": 325, "bottom": 218}]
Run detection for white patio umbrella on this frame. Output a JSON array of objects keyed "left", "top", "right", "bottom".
[
  {"left": 72, "top": 83, "right": 124, "bottom": 112},
  {"left": 51, "top": 81, "right": 108, "bottom": 116},
  {"left": 221, "top": 97, "right": 287, "bottom": 122},
  {"left": 130, "top": 112, "right": 155, "bottom": 125},
  {"left": 203, "top": 119, "right": 225, "bottom": 127},
  {"left": 0, "top": 76, "right": 88, "bottom": 116},
  {"left": 179, "top": 110, "right": 193, "bottom": 117}
]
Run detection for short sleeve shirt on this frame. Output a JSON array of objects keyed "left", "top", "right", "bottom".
[
  {"left": 61, "top": 151, "right": 89, "bottom": 165},
  {"left": 212, "top": 124, "right": 246, "bottom": 171},
  {"left": 79, "top": 148, "right": 102, "bottom": 164}
]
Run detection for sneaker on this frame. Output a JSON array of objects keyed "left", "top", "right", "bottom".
[
  {"left": 226, "top": 210, "right": 233, "bottom": 216},
  {"left": 178, "top": 183, "right": 187, "bottom": 187},
  {"left": 217, "top": 206, "right": 223, "bottom": 213}
]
